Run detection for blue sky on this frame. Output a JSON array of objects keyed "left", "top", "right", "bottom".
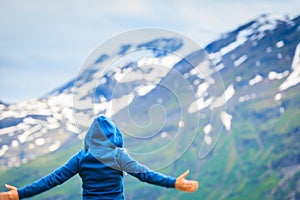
[{"left": 0, "top": 0, "right": 299, "bottom": 103}]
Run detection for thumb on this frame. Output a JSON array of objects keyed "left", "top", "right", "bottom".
[
  {"left": 178, "top": 170, "right": 190, "bottom": 179},
  {"left": 5, "top": 184, "right": 17, "bottom": 191}
]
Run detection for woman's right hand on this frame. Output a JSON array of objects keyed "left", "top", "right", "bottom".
[{"left": 175, "top": 170, "right": 199, "bottom": 193}]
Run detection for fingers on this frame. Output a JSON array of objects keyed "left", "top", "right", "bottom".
[
  {"left": 189, "top": 180, "right": 199, "bottom": 192},
  {"left": 179, "top": 170, "right": 189, "bottom": 179},
  {"left": 5, "top": 184, "right": 17, "bottom": 191},
  {"left": 184, "top": 180, "right": 199, "bottom": 192}
]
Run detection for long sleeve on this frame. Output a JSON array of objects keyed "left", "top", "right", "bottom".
[
  {"left": 116, "top": 148, "right": 176, "bottom": 188},
  {"left": 17, "top": 151, "right": 81, "bottom": 199}
]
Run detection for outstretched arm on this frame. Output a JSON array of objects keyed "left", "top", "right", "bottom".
[
  {"left": 0, "top": 184, "right": 19, "bottom": 200},
  {"left": 17, "top": 152, "right": 80, "bottom": 198},
  {"left": 117, "top": 148, "right": 199, "bottom": 192},
  {"left": 1, "top": 151, "right": 81, "bottom": 199}
]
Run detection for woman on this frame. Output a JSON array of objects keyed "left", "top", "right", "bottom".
[{"left": 0, "top": 115, "right": 199, "bottom": 199}]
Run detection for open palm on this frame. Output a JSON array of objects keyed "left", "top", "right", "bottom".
[{"left": 175, "top": 170, "right": 199, "bottom": 192}]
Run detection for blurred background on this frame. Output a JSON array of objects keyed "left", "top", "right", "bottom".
[{"left": 0, "top": 0, "right": 300, "bottom": 199}]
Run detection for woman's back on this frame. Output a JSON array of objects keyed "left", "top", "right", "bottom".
[{"left": 79, "top": 149, "right": 124, "bottom": 199}]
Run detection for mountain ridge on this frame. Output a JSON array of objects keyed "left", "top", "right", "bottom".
[{"left": 0, "top": 13, "right": 300, "bottom": 199}]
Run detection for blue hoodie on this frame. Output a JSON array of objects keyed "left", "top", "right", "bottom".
[{"left": 17, "top": 115, "right": 176, "bottom": 199}]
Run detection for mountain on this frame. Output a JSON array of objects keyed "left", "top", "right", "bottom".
[
  {"left": 0, "top": 36, "right": 188, "bottom": 170},
  {"left": 0, "top": 13, "right": 300, "bottom": 199}
]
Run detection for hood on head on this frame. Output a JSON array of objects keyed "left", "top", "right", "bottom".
[{"left": 84, "top": 115, "right": 123, "bottom": 149}]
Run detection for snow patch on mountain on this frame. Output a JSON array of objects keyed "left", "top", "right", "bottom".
[
  {"left": 279, "top": 43, "right": 300, "bottom": 91},
  {"left": 188, "top": 97, "right": 212, "bottom": 114},
  {"left": 276, "top": 40, "right": 285, "bottom": 48},
  {"left": 249, "top": 74, "right": 263, "bottom": 86},
  {"left": 204, "top": 135, "right": 212, "bottom": 145},
  {"left": 35, "top": 138, "right": 46, "bottom": 146},
  {"left": 254, "top": 13, "right": 295, "bottom": 34},
  {"left": 268, "top": 70, "right": 289, "bottom": 80},
  {"left": 0, "top": 126, "right": 17, "bottom": 136},
  {"left": 234, "top": 55, "right": 248, "bottom": 67},
  {"left": 208, "top": 14, "right": 296, "bottom": 67},
  {"left": 220, "top": 111, "right": 232, "bottom": 131},
  {"left": 0, "top": 104, "right": 6, "bottom": 111},
  {"left": 49, "top": 141, "right": 61, "bottom": 152},
  {"left": 209, "top": 31, "right": 249, "bottom": 64},
  {"left": 238, "top": 93, "right": 257, "bottom": 103},
  {"left": 203, "top": 123, "right": 213, "bottom": 145},
  {"left": 0, "top": 145, "right": 9, "bottom": 157},
  {"left": 203, "top": 124, "right": 212, "bottom": 135},
  {"left": 274, "top": 93, "right": 282, "bottom": 101},
  {"left": 136, "top": 84, "right": 156, "bottom": 96},
  {"left": 211, "top": 84, "right": 235, "bottom": 109}
]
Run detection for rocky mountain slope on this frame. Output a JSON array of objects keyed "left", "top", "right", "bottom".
[{"left": 0, "top": 13, "right": 300, "bottom": 199}]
